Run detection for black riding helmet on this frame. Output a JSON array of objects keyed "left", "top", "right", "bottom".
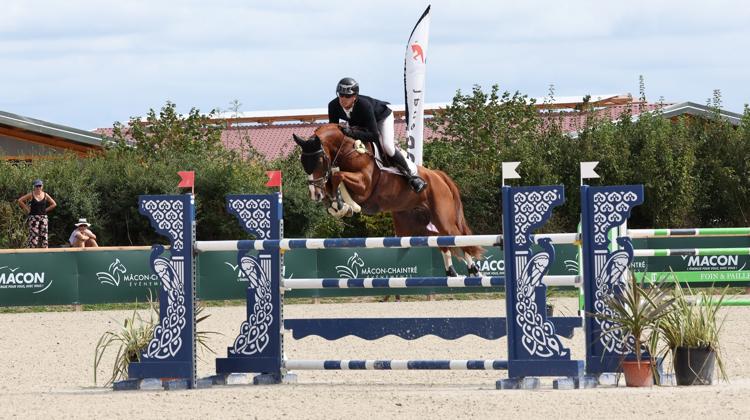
[{"left": 336, "top": 77, "right": 359, "bottom": 96}]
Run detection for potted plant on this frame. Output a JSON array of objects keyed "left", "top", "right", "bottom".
[
  {"left": 654, "top": 280, "right": 728, "bottom": 385},
  {"left": 94, "top": 295, "right": 217, "bottom": 387},
  {"left": 590, "top": 271, "right": 674, "bottom": 387}
]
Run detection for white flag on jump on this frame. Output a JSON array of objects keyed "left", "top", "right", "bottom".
[
  {"left": 502, "top": 162, "right": 521, "bottom": 185},
  {"left": 580, "top": 161, "right": 600, "bottom": 185},
  {"left": 404, "top": 5, "right": 430, "bottom": 166}
]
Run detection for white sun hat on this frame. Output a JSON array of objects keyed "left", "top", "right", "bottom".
[{"left": 74, "top": 218, "right": 91, "bottom": 227}]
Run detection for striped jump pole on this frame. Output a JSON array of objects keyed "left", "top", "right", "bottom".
[
  {"left": 195, "top": 232, "right": 579, "bottom": 252},
  {"left": 686, "top": 296, "right": 750, "bottom": 307},
  {"left": 285, "top": 360, "right": 510, "bottom": 370},
  {"left": 633, "top": 247, "right": 750, "bottom": 257},
  {"left": 628, "top": 227, "right": 750, "bottom": 238},
  {"left": 283, "top": 275, "right": 580, "bottom": 289}
]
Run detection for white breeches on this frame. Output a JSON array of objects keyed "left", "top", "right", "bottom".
[
  {"left": 377, "top": 111, "right": 396, "bottom": 157},
  {"left": 378, "top": 110, "right": 418, "bottom": 176}
]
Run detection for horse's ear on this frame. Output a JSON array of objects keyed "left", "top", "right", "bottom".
[{"left": 293, "top": 134, "right": 306, "bottom": 147}]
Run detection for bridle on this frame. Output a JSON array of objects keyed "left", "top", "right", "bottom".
[
  {"left": 304, "top": 148, "right": 332, "bottom": 197},
  {"left": 304, "top": 136, "right": 365, "bottom": 201}
]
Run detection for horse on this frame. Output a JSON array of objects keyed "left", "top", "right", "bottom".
[{"left": 292, "top": 123, "right": 482, "bottom": 277}]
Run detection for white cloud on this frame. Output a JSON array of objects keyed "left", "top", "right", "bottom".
[{"left": 0, "top": 0, "right": 748, "bottom": 129}]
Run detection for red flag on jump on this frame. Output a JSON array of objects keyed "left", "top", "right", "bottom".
[
  {"left": 177, "top": 171, "right": 195, "bottom": 193},
  {"left": 265, "top": 170, "right": 282, "bottom": 187}
]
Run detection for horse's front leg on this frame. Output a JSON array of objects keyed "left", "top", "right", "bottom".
[{"left": 332, "top": 171, "right": 369, "bottom": 198}]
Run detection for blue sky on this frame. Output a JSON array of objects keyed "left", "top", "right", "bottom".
[{"left": 1, "top": 0, "right": 748, "bottom": 130}]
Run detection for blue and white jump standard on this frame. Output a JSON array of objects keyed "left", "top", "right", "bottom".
[
  {"left": 126, "top": 182, "right": 652, "bottom": 389},
  {"left": 126, "top": 194, "right": 198, "bottom": 388},
  {"left": 580, "top": 185, "right": 645, "bottom": 376}
]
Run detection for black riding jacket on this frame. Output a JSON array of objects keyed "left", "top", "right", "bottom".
[{"left": 328, "top": 95, "right": 392, "bottom": 143}]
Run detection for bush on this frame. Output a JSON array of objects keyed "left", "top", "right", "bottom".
[{"left": 2, "top": 93, "right": 749, "bottom": 246}]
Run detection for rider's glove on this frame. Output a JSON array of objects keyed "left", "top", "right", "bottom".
[{"left": 341, "top": 126, "right": 354, "bottom": 138}]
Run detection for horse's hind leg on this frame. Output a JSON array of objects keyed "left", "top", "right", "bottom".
[
  {"left": 462, "top": 253, "right": 481, "bottom": 276},
  {"left": 424, "top": 174, "right": 483, "bottom": 276}
]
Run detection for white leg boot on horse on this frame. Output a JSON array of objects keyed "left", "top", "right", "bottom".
[
  {"left": 441, "top": 249, "right": 458, "bottom": 276},
  {"left": 462, "top": 253, "right": 482, "bottom": 276},
  {"left": 328, "top": 183, "right": 360, "bottom": 218},
  {"left": 440, "top": 249, "right": 481, "bottom": 276}
]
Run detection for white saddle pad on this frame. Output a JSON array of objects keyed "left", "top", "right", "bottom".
[{"left": 369, "top": 144, "right": 418, "bottom": 176}]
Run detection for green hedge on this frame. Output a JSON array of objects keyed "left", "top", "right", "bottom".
[{"left": 2, "top": 93, "right": 749, "bottom": 248}]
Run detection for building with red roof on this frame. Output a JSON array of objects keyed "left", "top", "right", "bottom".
[{"left": 85, "top": 94, "right": 749, "bottom": 162}]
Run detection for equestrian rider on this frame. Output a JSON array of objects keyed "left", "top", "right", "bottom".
[{"left": 327, "top": 77, "right": 427, "bottom": 193}]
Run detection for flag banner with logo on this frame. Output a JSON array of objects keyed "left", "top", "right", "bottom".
[{"left": 404, "top": 5, "right": 430, "bottom": 166}]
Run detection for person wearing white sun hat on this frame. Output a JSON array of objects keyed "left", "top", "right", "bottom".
[{"left": 69, "top": 218, "right": 99, "bottom": 248}]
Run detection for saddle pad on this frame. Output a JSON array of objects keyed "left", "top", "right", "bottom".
[
  {"left": 366, "top": 142, "right": 418, "bottom": 176},
  {"left": 366, "top": 142, "right": 436, "bottom": 233}
]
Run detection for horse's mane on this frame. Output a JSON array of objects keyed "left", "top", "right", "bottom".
[{"left": 314, "top": 124, "right": 343, "bottom": 140}]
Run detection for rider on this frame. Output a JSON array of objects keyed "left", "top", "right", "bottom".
[{"left": 327, "top": 77, "right": 427, "bottom": 193}]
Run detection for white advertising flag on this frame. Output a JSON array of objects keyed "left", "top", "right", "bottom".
[{"left": 404, "top": 5, "right": 431, "bottom": 166}]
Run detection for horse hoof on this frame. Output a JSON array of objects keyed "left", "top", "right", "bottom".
[
  {"left": 328, "top": 206, "right": 349, "bottom": 219},
  {"left": 446, "top": 267, "right": 458, "bottom": 277},
  {"left": 468, "top": 265, "right": 481, "bottom": 276}
]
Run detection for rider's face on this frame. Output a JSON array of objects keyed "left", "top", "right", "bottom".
[{"left": 338, "top": 94, "right": 356, "bottom": 109}]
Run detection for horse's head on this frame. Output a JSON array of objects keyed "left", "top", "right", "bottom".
[
  {"left": 293, "top": 133, "right": 328, "bottom": 202},
  {"left": 292, "top": 125, "right": 346, "bottom": 202}
]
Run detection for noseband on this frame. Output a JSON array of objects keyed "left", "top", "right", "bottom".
[{"left": 304, "top": 148, "right": 332, "bottom": 196}]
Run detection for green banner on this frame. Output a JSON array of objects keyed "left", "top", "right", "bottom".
[
  {"left": 632, "top": 236, "right": 750, "bottom": 276},
  {"left": 0, "top": 251, "right": 78, "bottom": 306},
  {"left": 77, "top": 250, "right": 162, "bottom": 304},
  {"left": 1, "top": 235, "right": 749, "bottom": 307}
]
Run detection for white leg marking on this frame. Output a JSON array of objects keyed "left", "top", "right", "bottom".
[{"left": 441, "top": 250, "right": 453, "bottom": 271}]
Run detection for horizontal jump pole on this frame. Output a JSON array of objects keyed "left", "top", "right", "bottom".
[
  {"left": 687, "top": 296, "right": 750, "bottom": 307},
  {"left": 283, "top": 275, "right": 580, "bottom": 289},
  {"left": 628, "top": 227, "right": 750, "bottom": 238},
  {"left": 633, "top": 247, "right": 750, "bottom": 257},
  {"left": 195, "top": 232, "right": 579, "bottom": 252},
  {"left": 284, "top": 359, "right": 509, "bottom": 370}
]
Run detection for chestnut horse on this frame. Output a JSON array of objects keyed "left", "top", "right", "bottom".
[{"left": 293, "top": 124, "right": 482, "bottom": 276}]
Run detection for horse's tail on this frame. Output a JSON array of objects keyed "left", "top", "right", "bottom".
[{"left": 435, "top": 170, "right": 484, "bottom": 259}]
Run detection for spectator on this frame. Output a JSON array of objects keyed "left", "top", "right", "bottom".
[
  {"left": 17, "top": 179, "right": 56, "bottom": 248},
  {"left": 69, "top": 218, "right": 98, "bottom": 248}
]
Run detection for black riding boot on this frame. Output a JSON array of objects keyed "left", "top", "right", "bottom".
[{"left": 390, "top": 152, "right": 427, "bottom": 193}]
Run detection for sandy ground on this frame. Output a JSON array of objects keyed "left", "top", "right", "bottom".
[{"left": 1, "top": 298, "right": 749, "bottom": 419}]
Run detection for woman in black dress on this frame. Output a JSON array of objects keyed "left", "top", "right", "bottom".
[{"left": 17, "top": 179, "right": 57, "bottom": 248}]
